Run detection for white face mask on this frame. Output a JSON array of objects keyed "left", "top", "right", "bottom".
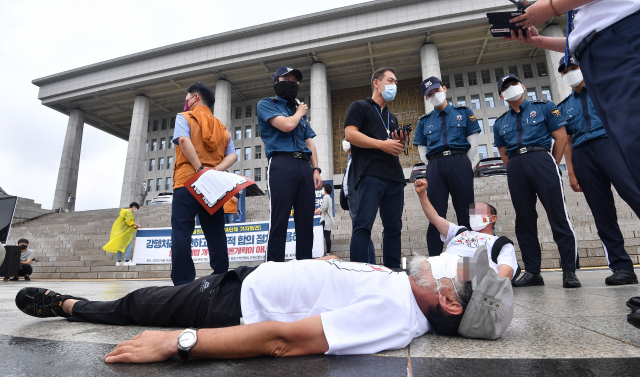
[
  {"left": 428, "top": 91, "right": 446, "bottom": 107},
  {"left": 428, "top": 253, "right": 461, "bottom": 301},
  {"left": 342, "top": 140, "right": 350, "bottom": 152},
  {"left": 469, "top": 214, "right": 492, "bottom": 231},
  {"left": 563, "top": 69, "right": 584, "bottom": 88},
  {"left": 502, "top": 84, "right": 524, "bottom": 102}
]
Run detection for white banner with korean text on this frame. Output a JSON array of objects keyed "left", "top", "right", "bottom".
[{"left": 132, "top": 218, "right": 324, "bottom": 264}]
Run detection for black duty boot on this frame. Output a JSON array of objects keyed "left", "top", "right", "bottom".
[
  {"left": 628, "top": 309, "right": 640, "bottom": 329},
  {"left": 512, "top": 272, "right": 545, "bottom": 287},
  {"left": 563, "top": 271, "right": 582, "bottom": 288},
  {"left": 605, "top": 270, "right": 638, "bottom": 285},
  {"left": 626, "top": 297, "right": 640, "bottom": 311}
]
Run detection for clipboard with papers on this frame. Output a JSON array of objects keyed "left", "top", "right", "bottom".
[{"left": 184, "top": 168, "right": 255, "bottom": 215}]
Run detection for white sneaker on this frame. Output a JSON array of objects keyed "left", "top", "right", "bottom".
[
  {"left": 124, "top": 261, "right": 136, "bottom": 266},
  {"left": 116, "top": 261, "right": 124, "bottom": 266}
]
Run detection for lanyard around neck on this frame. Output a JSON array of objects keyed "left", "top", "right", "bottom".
[{"left": 373, "top": 104, "right": 390, "bottom": 136}]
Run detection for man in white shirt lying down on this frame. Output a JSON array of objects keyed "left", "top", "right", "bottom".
[
  {"left": 15, "top": 249, "right": 513, "bottom": 364},
  {"left": 414, "top": 178, "right": 520, "bottom": 280}
]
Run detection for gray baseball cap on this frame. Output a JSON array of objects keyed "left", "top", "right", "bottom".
[{"left": 458, "top": 245, "right": 514, "bottom": 339}]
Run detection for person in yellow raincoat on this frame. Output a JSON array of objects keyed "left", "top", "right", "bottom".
[{"left": 104, "top": 202, "right": 141, "bottom": 266}]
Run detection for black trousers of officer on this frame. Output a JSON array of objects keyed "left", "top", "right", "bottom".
[
  {"left": 425, "top": 154, "right": 474, "bottom": 256},
  {"left": 572, "top": 137, "right": 640, "bottom": 271},
  {"left": 580, "top": 10, "right": 640, "bottom": 188},
  {"left": 507, "top": 151, "right": 578, "bottom": 274},
  {"left": 266, "top": 154, "right": 315, "bottom": 261},
  {"left": 68, "top": 266, "right": 257, "bottom": 328}
]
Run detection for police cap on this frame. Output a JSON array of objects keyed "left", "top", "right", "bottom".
[
  {"left": 557, "top": 56, "right": 579, "bottom": 73},
  {"left": 273, "top": 66, "right": 303, "bottom": 84},
  {"left": 497, "top": 74, "right": 521, "bottom": 93},
  {"left": 420, "top": 77, "right": 442, "bottom": 97}
]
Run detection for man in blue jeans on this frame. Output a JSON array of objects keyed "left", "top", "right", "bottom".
[
  {"left": 171, "top": 82, "right": 237, "bottom": 285},
  {"left": 344, "top": 67, "right": 408, "bottom": 268}
]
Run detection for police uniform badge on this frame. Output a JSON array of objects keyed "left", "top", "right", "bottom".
[
  {"left": 469, "top": 114, "right": 477, "bottom": 122},
  {"left": 529, "top": 111, "right": 536, "bottom": 118},
  {"left": 456, "top": 115, "right": 463, "bottom": 121},
  {"left": 551, "top": 108, "right": 561, "bottom": 118}
]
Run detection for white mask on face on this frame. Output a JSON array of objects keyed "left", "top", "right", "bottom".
[
  {"left": 563, "top": 69, "right": 584, "bottom": 88},
  {"left": 428, "top": 91, "right": 446, "bottom": 107},
  {"left": 469, "top": 214, "right": 492, "bottom": 231},
  {"left": 428, "top": 254, "right": 461, "bottom": 301},
  {"left": 342, "top": 140, "right": 351, "bottom": 152},
  {"left": 502, "top": 84, "right": 524, "bottom": 102}
]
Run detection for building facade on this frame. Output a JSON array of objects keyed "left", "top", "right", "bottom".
[{"left": 32, "top": 0, "right": 570, "bottom": 208}]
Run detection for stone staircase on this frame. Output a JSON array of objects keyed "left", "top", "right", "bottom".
[{"left": 8, "top": 175, "right": 640, "bottom": 280}]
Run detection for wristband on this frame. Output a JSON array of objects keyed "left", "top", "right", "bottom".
[{"left": 549, "top": 0, "right": 561, "bottom": 17}]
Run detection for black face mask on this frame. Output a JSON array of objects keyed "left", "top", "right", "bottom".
[
  {"left": 274, "top": 81, "right": 299, "bottom": 107},
  {"left": 20, "top": 245, "right": 28, "bottom": 250}
]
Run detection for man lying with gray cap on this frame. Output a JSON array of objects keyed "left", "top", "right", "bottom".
[{"left": 14, "top": 250, "right": 513, "bottom": 363}]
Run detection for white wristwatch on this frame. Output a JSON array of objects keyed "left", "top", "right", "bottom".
[{"left": 177, "top": 328, "right": 198, "bottom": 361}]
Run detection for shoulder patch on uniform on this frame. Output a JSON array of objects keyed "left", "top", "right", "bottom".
[
  {"left": 496, "top": 110, "right": 509, "bottom": 121},
  {"left": 469, "top": 114, "right": 477, "bottom": 122},
  {"left": 533, "top": 99, "right": 549, "bottom": 104},
  {"left": 454, "top": 105, "right": 468, "bottom": 109},
  {"left": 551, "top": 107, "right": 562, "bottom": 118},
  {"left": 556, "top": 95, "right": 571, "bottom": 107}
]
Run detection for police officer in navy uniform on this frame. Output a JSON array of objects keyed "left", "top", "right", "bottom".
[
  {"left": 413, "top": 77, "right": 480, "bottom": 256},
  {"left": 558, "top": 56, "right": 640, "bottom": 286},
  {"left": 506, "top": 0, "right": 640, "bottom": 188},
  {"left": 257, "top": 66, "right": 323, "bottom": 262},
  {"left": 494, "top": 74, "right": 581, "bottom": 288}
]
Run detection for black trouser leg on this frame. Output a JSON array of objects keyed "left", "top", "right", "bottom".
[
  {"left": 379, "top": 180, "right": 404, "bottom": 269},
  {"left": 292, "top": 158, "right": 314, "bottom": 260},
  {"left": 580, "top": 11, "right": 640, "bottom": 188},
  {"left": 446, "top": 154, "right": 475, "bottom": 230},
  {"left": 426, "top": 159, "right": 449, "bottom": 256},
  {"left": 531, "top": 153, "right": 578, "bottom": 272},
  {"left": 18, "top": 265, "right": 32, "bottom": 276},
  {"left": 574, "top": 139, "right": 634, "bottom": 271},
  {"left": 68, "top": 268, "right": 255, "bottom": 328},
  {"left": 323, "top": 230, "right": 331, "bottom": 254},
  {"left": 508, "top": 155, "right": 542, "bottom": 274},
  {"left": 198, "top": 205, "right": 228, "bottom": 275}
]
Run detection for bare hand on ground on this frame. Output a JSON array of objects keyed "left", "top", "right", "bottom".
[{"left": 104, "top": 330, "right": 180, "bottom": 364}]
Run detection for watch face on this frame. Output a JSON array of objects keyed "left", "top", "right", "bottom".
[{"left": 179, "top": 332, "right": 196, "bottom": 348}]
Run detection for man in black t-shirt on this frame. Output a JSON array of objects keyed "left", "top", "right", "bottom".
[{"left": 343, "top": 67, "right": 408, "bottom": 268}]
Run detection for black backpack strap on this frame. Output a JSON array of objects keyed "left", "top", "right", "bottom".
[
  {"left": 455, "top": 227, "right": 469, "bottom": 236},
  {"left": 491, "top": 236, "right": 522, "bottom": 280},
  {"left": 491, "top": 236, "right": 513, "bottom": 264}
]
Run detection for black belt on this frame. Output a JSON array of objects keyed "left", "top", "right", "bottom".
[
  {"left": 273, "top": 151, "right": 310, "bottom": 161},
  {"left": 428, "top": 149, "right": 466, "bottom": 161},
  {"left": 574, "top": 10, "right": 640, "bottom": 61},
  {"left": 509, "top": 146, "right": 549, "bottom": 158}
]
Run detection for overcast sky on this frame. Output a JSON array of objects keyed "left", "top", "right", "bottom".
[{"left": 0, "top": 0, "right": 368, "bottom": 211}]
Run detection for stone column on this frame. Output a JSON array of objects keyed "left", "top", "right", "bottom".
[
  {"left": 420, "top": 43, "right": 442, "bottom": 113},
  {"left": 543, "top": 25, "right": 572, "bottom": 103},
  {"left": 119, "top": 95, "right": 149, "bottom": 208},
  {"left": 310, "top": 62, "right": 333, "bottom": 181},
  {"left": 52, "top": 109, "right": 84, "bottom": 211},
  {"left": 213, "top": 79, "right": 232, "bottom": 127}
]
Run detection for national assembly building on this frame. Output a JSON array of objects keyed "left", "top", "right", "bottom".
[{"left": 32, "top": 0, "right": 571, "bottom": 209}]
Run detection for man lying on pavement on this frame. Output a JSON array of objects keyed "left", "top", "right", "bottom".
[
  {"left": 15, "top": 250, "right": 513, "bottom": 363},
  {"left": 414, "top": 178, "right": 520, "bottom": 280}
]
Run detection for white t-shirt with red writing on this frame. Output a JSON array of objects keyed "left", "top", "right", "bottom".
[
  {"left": 441, "top": 222, "right": 518, "bottom": 278},
  {"left": 240, "top": 259, "right": 429, "bottom": 355}
]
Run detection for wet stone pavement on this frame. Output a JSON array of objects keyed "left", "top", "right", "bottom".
[{"left": 1, "top": 268, "right": 640, "bottom": 376}]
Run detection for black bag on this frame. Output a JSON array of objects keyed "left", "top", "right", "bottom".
[{"left": 339, "top": 185, "right": 349, "bottom": 211}]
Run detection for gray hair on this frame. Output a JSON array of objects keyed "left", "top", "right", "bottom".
[{"left": 409, "top": 255, "right": 474, "bottom": 336}]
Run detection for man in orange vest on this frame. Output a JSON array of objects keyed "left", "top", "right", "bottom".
[{"left": 171, "top": 82, "right": 237, "bottom": 285}]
